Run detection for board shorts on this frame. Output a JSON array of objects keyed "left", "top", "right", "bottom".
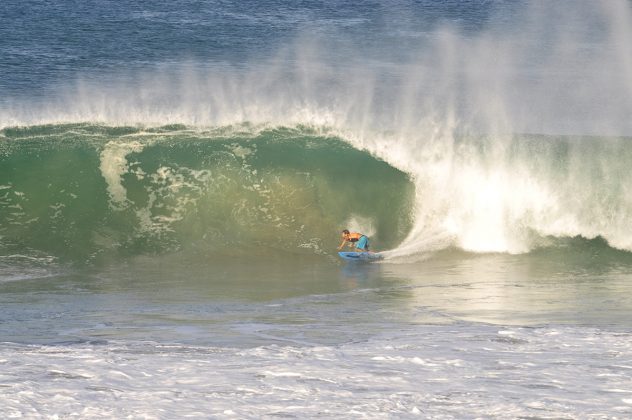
[{"left": 356, "top": 235, "right": 369, "bottom": 251}]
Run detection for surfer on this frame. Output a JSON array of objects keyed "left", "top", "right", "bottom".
[{"left": 338, "top": 229, "right": 370, "bottom": 252}]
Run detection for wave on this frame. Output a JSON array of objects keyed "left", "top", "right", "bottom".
[
  {"left": 0, "top": 124, "right": 413, "bottom": 262},
  {"left": 2, "top": 1, "right": 632, "bottom": 261},
  {"left": 3, "top": 123, "right": 632, "bottom": 265},
  {"left": 385, "top": 133, "right": 632, "bottom": 258}
]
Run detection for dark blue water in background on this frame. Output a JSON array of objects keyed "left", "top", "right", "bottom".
[{"left": 0, "top": 0, "right": 509, "bottom": 98}]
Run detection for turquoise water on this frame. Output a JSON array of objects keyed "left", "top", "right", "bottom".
[
  {"left": 2, "top": 0, "right": 632, "bottom": 417},
  {"left": 0, "top": 124, "right": 413, "bottom": 262}
]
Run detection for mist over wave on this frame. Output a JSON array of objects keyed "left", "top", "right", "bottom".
[{"left": 2, "top": 0, "right": 632, "bottom": 257}]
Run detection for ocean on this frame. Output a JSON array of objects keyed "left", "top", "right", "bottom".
[{"left": 2, "top": 0, "right": 632, "bottom": 418}]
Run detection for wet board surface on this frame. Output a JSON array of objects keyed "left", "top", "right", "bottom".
[{"left": 338, "top": 252, "right": 384, "bottom": 262}]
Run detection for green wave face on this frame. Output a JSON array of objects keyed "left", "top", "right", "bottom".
[{"left": 0, "top": 124, "right": 414, "bottom": 262}]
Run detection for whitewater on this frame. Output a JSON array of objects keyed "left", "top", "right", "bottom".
[{"left": 2, "top": 0, "right": 632, "bottom": 418}]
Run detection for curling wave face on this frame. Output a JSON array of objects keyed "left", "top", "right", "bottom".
[{"left": 0, "top": 124, "right": 413, "bottom": 263}]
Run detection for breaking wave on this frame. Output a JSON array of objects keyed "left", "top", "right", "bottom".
[
  {"left": 2, "top": 0, "right": 632, "bottom": 262},
  {"left": 0, "top": 124, "right": 413, "bottom": 263}
]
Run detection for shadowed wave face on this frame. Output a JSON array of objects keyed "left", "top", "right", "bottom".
[{"left": 0, "top": 124, "right": 413, "bottom": 263}]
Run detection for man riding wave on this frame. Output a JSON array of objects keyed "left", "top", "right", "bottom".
[{"left": 338, "top": 229, "right": 370, "bottom": 252}]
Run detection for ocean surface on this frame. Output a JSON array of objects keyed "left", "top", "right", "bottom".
[{"left": 2, "top": 0, "right": 632, "bottom": 418}]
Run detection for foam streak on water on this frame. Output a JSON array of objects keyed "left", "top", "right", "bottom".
[{"left": 1, "top": 325, "right": 631, "bottom": 418}]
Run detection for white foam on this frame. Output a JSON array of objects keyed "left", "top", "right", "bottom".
[
  {"left": 99, "top": 141, "right": 145, "bottom": 209},
  {"left": 343, "top": 215, "right": 376, "bottom": 238},
  {"left": 1, "top": 325, "right": 630, "bottom": 418}
]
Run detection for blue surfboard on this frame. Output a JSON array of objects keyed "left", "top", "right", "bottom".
[{"left": 338, "top": 251, "right": 384, "bottom": 262}]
